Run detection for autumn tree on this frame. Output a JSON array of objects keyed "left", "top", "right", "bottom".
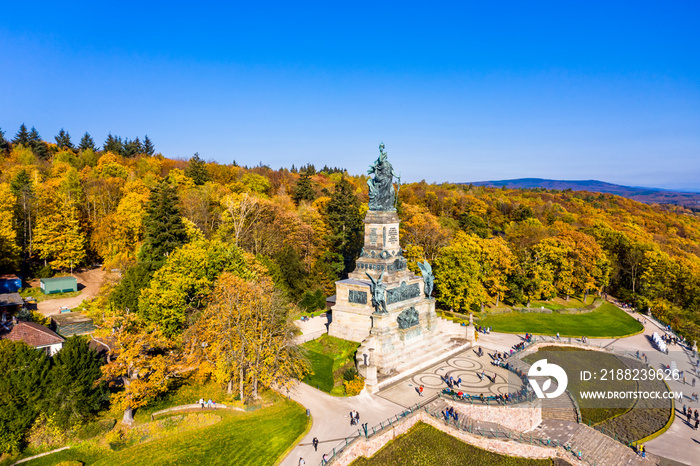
[
  {"left": 139, "top": 239, "right": 253, "bottom": 338},
  {"left": 434, "top": 232, "right": 487, "bottom": 312},
  {"left": 0, "top": 183, "right": 20, "bottom": 271},
  {"left": 10, "top": 170, "right": 35, "bottom": 260},
  {"left": 186, "top": 273, "right": 308, "bottom": 400},
  {"left": 99, "top": 313, "right": 177, "bottom": 424}
]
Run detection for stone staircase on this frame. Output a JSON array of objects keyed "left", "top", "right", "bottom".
[
  {"left": 510, "top": 359, "right": 579, "bottom": 423},
  {"left": 426, "top": 396, "right": 655, "bottom": 466},
  {"left": 535, "top": 420, "right": 657, "bottom": 466},
  {"left": 437, "top": 316, "right": 467, "bottom": 336}
]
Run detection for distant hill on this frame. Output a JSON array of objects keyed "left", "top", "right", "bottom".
[{"left": 468, "top": 178, "right": 700, "bottom": 209}]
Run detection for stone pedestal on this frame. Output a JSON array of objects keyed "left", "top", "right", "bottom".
[{"left": 466, "top": 313, "right": 476, "bottom": 343}]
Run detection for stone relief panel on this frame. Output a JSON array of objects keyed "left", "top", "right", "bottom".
[
  {"left": 386, "top": 281, "right": 420, "bottom": 304},
  {"left": 348, "top": 290, "right": 368, "bottom": 305}
]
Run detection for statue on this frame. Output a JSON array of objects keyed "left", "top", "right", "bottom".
[
  {"left": 417, "top": 260, "right": 434, "bottom": 297},
  {"left": 397, "top": 307, "right": 420, "bottom": 329},
  {"left": 366, "top": 271, "right": 387, "bottom": 314},
  {"left": 367, "top": 143, "right": 400, "bottom": 211}
]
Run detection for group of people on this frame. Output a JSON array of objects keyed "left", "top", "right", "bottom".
[
  {"left": 198, "top": 398, "right": 216, "bottom": 409},
  {"left": 476, "top": 325, "right": 491, "bottom": 334},
  {"left": 443, "top": 375, "right": 462, "bottom": 389},
  {"left": 490, "top": 351, "right": 509, "bottom": 366},
  {"left": 443, "top": 406, "right": 459, "bottom": 422},
  {"left": 683, "top": 405, "right": 700, "bottom": 429},
  {"left": 349, "top": 409, "right": 360, "bottom": 426}
]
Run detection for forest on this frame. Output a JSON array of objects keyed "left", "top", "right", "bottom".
[{"left": 1, "top": 124, "right": 700, "bottom": 453}]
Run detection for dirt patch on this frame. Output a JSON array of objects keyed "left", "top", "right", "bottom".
[{"left": 36, "top": 268, "right": 106, "bottom": 317}]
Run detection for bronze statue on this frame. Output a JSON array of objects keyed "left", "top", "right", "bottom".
[
  {"left": 417, "top": 260, "right": 434, "bottom": 297},
  {"left": 367, "top": 143, "right": 399, "bottom": 211},
  {"left": 366, "top": 271, "right": 387, "bottom": 314}
]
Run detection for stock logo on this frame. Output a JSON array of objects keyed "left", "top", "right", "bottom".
[{"left": 528, "top": 359, "right": 568, "bottom": 399}]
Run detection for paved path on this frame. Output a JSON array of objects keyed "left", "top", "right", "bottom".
[{"left": 279, "top": 381, "right": 403, "bottom": 466}]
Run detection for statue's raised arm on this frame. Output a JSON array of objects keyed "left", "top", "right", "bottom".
[{"left": 367, "top": 143, "right": 398, "bottom": 211}]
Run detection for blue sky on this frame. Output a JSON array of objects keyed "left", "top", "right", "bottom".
[{"left": 2, "top": 1, "right": 699, "bottom": 190}]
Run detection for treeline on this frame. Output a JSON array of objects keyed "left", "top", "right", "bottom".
[{"left": 1, "top": 124, "right": 700, "bottom": 421}]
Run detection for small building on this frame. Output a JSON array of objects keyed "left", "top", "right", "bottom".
[
  {"left": 40, "top": 276, "right": 78, "bottom": 294},
  {"left": 1, "top": 321, "right": 65, "bottom": 355},
  {"left": 51, "top": 312, "right": 95, "bottom": 337},
  {"left": 0, "top": 292, "right": 24, "bottom": 316},
  {"left": 0, "top": 274, "right": 22, "bottom": 293}
]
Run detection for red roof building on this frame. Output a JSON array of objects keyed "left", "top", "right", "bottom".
[{"left": 1, "top": 321, "right": 65, "bottom": 355}]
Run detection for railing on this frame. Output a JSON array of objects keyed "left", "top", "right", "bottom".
[{"left": 318, "top": 396, "right": 437, "bottom": 466}]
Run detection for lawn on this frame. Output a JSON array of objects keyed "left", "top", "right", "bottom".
[
  {"left": 478, "top": 302, "right": 642, "bottom": 338},
  {"left": 14, "top": 397, "right": 308, "bottom": 466},
  {"left": 302, "top": 334, "right": 360, "bottom": 396},
  {"left": 351, "top": 422, "right": 552, "bottom": 466},
  {"left": 19, "top": 287, "right": 82, "bottom": 302}
]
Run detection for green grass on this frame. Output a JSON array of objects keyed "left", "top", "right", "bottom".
[
  {"left": 523, "top": 346, "right": 634, "bottom": 424},
  {"left": 301, "top": 334, "right": 360, "bottom": 396},
  {"left": 15, "top": 397, "right": 307, "bottom": 466},
  {"left": 351, "top": 422, "right": 552, "bottom": 466},
  {"left": 478, "top": 302, "right": 642, "bottom": 338},
  {"left": 19, "top": 287, "right": 82, "bottom": 302}
]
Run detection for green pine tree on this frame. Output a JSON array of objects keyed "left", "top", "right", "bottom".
[
  {"left": 55, "top": 128, "right": 74, "bottom": 150},
  {"left": 185, "top": 152, "right": 210, "bottom": 185},
  {"left": 0, "top": 127, "right": 8, "bottom": 153},
  {"left": 143, "top": 135, "right": 155, "bottom": 155},
  {"left": 326, "top": 176, "right": 363, "bottom": 276},
  {"left": 27, "top": 127, "right": 49, "bottom": 159},
  {"left": 291, "top": 170, "right": 317, "bottom": 205},
  {"left": 103, "top": 133, "right": 123, "bottom": 154},
  {"left": 0, "top": 340, "right": 51, "bottom": 454},
  {"left": 78, "top": 132, "right": 96, "bottom": 151},
  {"left": 46, "top": 337, "right": 108, "bottom": 428},
  {"left": 13, "top": 124, "right": 30, "bottom": 146}
]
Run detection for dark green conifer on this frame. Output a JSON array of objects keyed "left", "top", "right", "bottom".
[
  {"left": 55, "top": 128, "right": 75, "bottom": 150},
  {"left": 185, "top": 152, "right": 210, "bottom": 185},
  {"left": 103, "top": 133, "right": 123, "bottom": 154},
  {"left": 326, "top": 176, "right": 363, "bottom": 276},
  {"left": 143, "top": 135, "right": 155, "bottom": 155},
  {"left": 46, "top": 337, "right": 108, "bottom": 428},
  {"left": 291, "top": 170, "right": 317, "bottom": 205},
  {"left": 13, "top": 124, "right": 30, "bottom": 146},
  {"left": 79, "top": 132, "right": 96, "bottom": 151}
]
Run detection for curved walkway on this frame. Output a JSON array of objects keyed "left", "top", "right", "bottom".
[
  {"left": 284, "top": 309, "right": 699, "bottom": 466},
  {"left": 278, "top": 381, "right": 403, "bottom": 466}
]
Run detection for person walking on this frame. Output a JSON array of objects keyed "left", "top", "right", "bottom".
[
  {"left": 419, "top": 385, "right": 424, "bottom": 397},
  {"left": 312, "top": 437, "right": 319, "bottom": 451},
  {"left": 299, "top": 457, "right": 305, "bottom": 466}
]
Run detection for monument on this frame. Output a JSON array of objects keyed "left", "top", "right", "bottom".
[{"left": 328, "top": 144, "right": 454, "bottom": 392}]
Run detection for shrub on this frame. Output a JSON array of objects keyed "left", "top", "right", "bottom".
[
  {"left": 343, "top": 367, "right": 358, "bottom": 382},
  {"left": 343, "top": 376, "right": 365, "bottom": 396}
]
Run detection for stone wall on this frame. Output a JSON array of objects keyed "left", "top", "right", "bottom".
[
  {"left": 444, "top": 399, "right": 542, "bottom": 432},
  {"left": 330, "top": 410, "right": 584, "bottom": 466}
]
